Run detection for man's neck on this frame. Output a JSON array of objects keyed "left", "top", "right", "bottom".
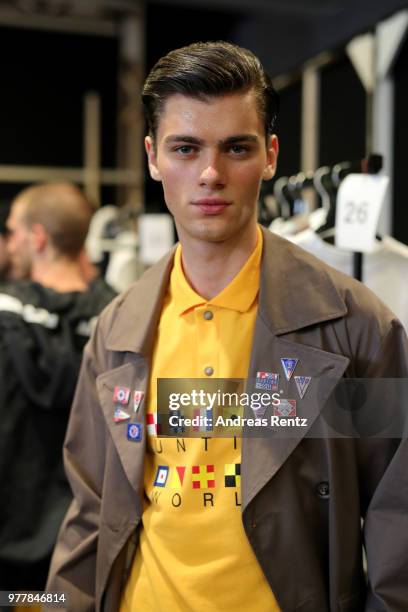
[
  {"left": 179, "top": 224, "right": 259, "bottom": 300},
  {"left": 31, "top": 258, "right": 87, "bottom": 293}
]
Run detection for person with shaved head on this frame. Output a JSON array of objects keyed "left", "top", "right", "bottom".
[
  {"left": 6, "top": 182, "right": 92, "bottom": 287},
  {"left": 0, "top": 183, "right": 115, "bottom": 598}
]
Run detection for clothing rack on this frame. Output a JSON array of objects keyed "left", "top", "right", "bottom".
[{"left": 270, "top": 153, "right": 384, "bottom": 281}]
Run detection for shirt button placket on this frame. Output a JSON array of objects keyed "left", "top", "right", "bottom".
[{"left": 196, "top": 306, "right": 218, "bottom": 378}]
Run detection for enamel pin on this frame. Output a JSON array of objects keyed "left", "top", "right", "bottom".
[
  {"left": 255, "top": 371, "right": 279, "bottom": 391},
  {"left": 127, "top": 423, "right": 143, "bottom": 442},
  {"left": 281, "top": 358, "right": 298, "bottom": 381},
  {"left": 133, "top": 390, "right": 144, "bottom": 413},
  {"left": 114, "top": 408, "right": 131, "bottom": 423},
  {"left": 113, "top": 386, "right": 130, "bottom": 405},
  {"left": 274, "top": 399, "right": 296, "bottom": 417},
  {"left": 294, "top": 376, "right": 311, "bottom": 399}
]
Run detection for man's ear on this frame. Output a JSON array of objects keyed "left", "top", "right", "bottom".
[
  {"left": 263, "top": 134, "right": 279, "bottom": 181},
  {"left": 145, "top": 136, "right": 162, "bottom": 182},
  {"left": 30, "top": 223, "right": 48, "bottom": 253}
]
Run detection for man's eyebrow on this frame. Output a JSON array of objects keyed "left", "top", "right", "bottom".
[
  {"left": 221, "top": 134, "right": 259, "bottom": 145},
  {"left": 164, "top": 135, "right": 204, "bottom": 145},
  {"left": 163, "top": 134, "right": 259, "bottom": 145}
]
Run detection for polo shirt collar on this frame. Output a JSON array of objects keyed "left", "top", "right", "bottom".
[{"left": 171, "top": 226, "right": 263, "bottom": 316}]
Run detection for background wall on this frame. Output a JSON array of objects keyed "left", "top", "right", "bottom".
[{"left": 0, "top": 25, "right": 118, "bottom": 204}]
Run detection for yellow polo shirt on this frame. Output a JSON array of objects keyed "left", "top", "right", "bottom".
[{"left": 120, "top": 226, "right": 280, "bottom": 611}]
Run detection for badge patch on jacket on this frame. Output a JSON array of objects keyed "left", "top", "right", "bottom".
[
  {"left": 294, "top": 376, "right": 311, "bottom": 399},
  {"left": 113, "top": 386, "right": 131, "bottom": 405},
  {"left": 114, "top": 408, "right": 131, "bottom": 423},
  {"left": 274, "top": 399, "right": 296, "bottom": 417},
  {"left": 281, "top": 358, "right": 298, "bottom": 380},
  {"left": 133, "top": 390, "right": 144, "bottom": 412},
  {"left": 255, "top": 371, "right": 279, "bottom": 390},
  {"left": 127, "top": 422, "right": 142, "bottom": 442}
]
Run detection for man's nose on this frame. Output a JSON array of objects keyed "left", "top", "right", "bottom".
[{"left": 199, "top": 154, "right": 226, "bottom": 188}]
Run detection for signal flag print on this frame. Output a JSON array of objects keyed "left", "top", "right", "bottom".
[
  {"left": 192, "top": 465, "right": 215, "bottom": 489},
  {"left": 224, "top": 463, "right": 241, "bottom": 488}
]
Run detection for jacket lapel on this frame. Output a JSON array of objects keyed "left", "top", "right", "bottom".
[
  {"left": 96, "top": 359, "right": 148, "bottom": 509},
  {"left": 96, "top": 249, "right": 177, "bottom": 501},
  {"left": 242, "top": 317, "right": 349, "bottom": 511},
  {"left": 241, "top": 228, "right": 350, "bottom": 510}
]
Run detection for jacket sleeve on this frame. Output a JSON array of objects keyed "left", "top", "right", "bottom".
[
  {"left": 358, "top": 319, "right": 408, "bottom": 611},
  {"left": 45, "top": 317, "right": 110, "bottom": 612}
]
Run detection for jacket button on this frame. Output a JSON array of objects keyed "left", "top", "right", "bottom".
[
  {"left": 316, "top": 481, "right": 330, "bottom": 499},
  {"left": 203, "top": 310, "right": 213, "bottom": 320}
]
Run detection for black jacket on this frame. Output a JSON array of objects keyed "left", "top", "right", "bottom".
[{"left": 0, "top": 279, "right": 116, "bottom": 564}]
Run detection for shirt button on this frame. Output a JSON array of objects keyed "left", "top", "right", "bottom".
[
  {"left": 204, "top": 366, "right": 214, "bottom": 376},
  {"left": 203, "top": 310, "right": 213, "bottom": 320}
]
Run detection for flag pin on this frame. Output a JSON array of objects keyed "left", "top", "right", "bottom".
[
  {"left": 294, "top": 376, "right": 311, "bottom": 399},
  {"left": 127, "top": 423, "right": 143, "bottom": 442},
  {"left": 255, "top": 371, "right": 279, "bottom": 391},
  {"left": 114, "top": 407, "right": 130, "bottom": 423},
  {"left": 281, "top": 358, "right": 298, "bottom": 381},
  {"left": 274, "top": 399, "right": 296, "bottom": 417},
  {"left": 133, "top": 390, "right": 144, "bottom": 413},
  {"left": 113, "top": 386, "right": 130, "bottom": 405}
]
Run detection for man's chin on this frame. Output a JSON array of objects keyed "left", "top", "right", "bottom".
[{"left": 189, "top": 223, "right": 234, "bottom": 244}]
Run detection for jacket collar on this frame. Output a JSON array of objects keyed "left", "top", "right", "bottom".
[
  {"left": 105, "top": 226, "right": 347, "bottom": 353},
  {"left": 105, "top": 246, "right": 176, "bottom": 354},
  {"left": 258, "top": 227, "right": 347, "bottom": 334}
]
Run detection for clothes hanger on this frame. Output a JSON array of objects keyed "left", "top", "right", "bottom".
[
  {"left": 313, "top": 166, "right": 338, "bottom": 240},
  {"left": 273, "top": 176, "right": 292, "bottom": 219}
]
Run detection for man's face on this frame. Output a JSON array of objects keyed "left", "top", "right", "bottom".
[
  {"left": 145, "top": 90, "right": 278, "bottom": 246},
  {"left": 6, "top": 201, "right": 34, "bottom": 279}
]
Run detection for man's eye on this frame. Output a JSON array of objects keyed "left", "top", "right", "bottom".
[
  {"left": 229, "top": 145, "right": 249, "bottom": 155},
  {"left": 174, "top": 145, "right": 195, "bottom": 155}
]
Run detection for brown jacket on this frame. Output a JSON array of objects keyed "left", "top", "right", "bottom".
[{"left": 46, "top": 228, "right": 408, "bottom": 611}]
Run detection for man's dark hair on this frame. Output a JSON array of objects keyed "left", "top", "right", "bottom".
[{"left": 142, "top": 41, "right": 279, "bottom": 142}]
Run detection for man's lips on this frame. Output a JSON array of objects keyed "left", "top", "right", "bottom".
[{"left": 191, "top": 198, "right": 231, "bottom": 215}]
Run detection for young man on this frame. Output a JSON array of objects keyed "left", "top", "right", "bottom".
[{"left": 46, "top": 42, "right": 408, "bottom": 611}]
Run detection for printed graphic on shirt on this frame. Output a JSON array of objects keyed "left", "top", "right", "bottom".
[
  {"left": 169, "top": 466, "right": 186, "bottom": 488},
  {"left": 146, "top": 437, "right": 242, "bottom": 508},
  {"left": 192, "top": 464, "right": 215, "bottom": 489},
  {"left": 193, "top": 407, "right": 213, "bottom": 432},
  {"left": 224, "top": 463, "right": 241, "bottom": 488},
  {"left": 154, "top": 465, "right": 169, "bottom": 487},
  {"left": 147, "top": 412, "right": 161, "bottom": 436},
  {"left": 169, "top": 409, "right": 185, "bottom": 435}
]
